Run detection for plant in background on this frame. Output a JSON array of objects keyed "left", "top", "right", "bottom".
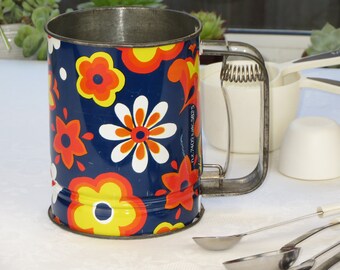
[
  {"left": 0, "top": 0, "right": 24, "bottom": 24},
  {"left": 305, "top": 23, "right": 340, "bottom": 56},
  {"left": 190, "top": 11, "right": 226, "bottom": 40},
  {"left": 14, "top": 0, "right": 60, "bottom": 60},
  {"left": 77, "top": 0, "right": 165, "bottom": 9}
]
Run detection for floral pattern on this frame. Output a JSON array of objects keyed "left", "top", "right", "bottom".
[
  {"left": 153, "top": 222, "right": 185, "bottom": 235},
  {"left": 119, "top": 43, "right": 184, "bottom": 74},
  {"left": 47, "top": 36, "right": 61, "bottom": 54},
  {"left": 67, "top": 172, "right": 147, "bottom": 236},
  {"left": 48, "top": 71, "right": 59, "bottom": 111},
  {"left": 76, "top": 52, "right": 125, "bottom": 107},
  {"left": 49, "top": 37, "right": 202, "bottom": 237},
  {"left": 168, "top": 53, "right": 201, "bottom": 137},
  {"left": 159, "top": 156, "right": 199, "bottom": 211},
  {"left": 99, "top": 95, "right": 177, "bottom": 173},
  {"left": 51, "top": 163, "right": 62, "bottom": 204},
  {"left": 52, "top": 110, "right": 93, "bottom": 170},
  {"left": 168, "top": 53, "right": 199, "bottom": 113}
]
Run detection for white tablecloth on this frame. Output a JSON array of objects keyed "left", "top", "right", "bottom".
[{"left": 0, "top": 60, "right": 339, "bottom": 270}]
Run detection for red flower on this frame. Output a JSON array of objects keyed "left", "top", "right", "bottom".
[
  {"left": 76, "top": 52, "right": 125, "bottom": 107},
  {"left": 161, "top": 156, "right": 199, "bottom": 211},
  {"left": 167, "top": 53, "right": 201, "bottom": 137},
  {"left": 167, "top": 53, "right": 199, "bottom": 113},
  {"left": 53, "top": 116, "right": 88, "bottom": 169}
]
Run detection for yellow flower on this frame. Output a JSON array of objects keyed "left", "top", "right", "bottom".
[
  {"left": 68, "top": 172, "right": 146, "bottom": 236},
  {"left": 76, "top": 52, "right": 125, "bottom": 107}
]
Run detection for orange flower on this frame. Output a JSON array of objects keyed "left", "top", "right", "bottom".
[
  {"left": 53, "top": 116, "right": 87, "bottom": 169},
  {"left": 119, "top": 43, "right": 184, "bottom": 74},
  {"left": 168, "top": 53, "right": 201, "bottom": 137},
  {"left": 168, "top": 53, "right": 200, "bottom": 113},
  {"left": 76, "top": 52, "right": 125, "bottom": 107},
  {"left": 161, "top": 156, "right": 199, "bottom": 211}
]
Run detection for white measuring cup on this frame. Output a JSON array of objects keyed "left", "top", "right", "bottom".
[{"left": 201, "top": 57, "right": 340, "bottom": 153}]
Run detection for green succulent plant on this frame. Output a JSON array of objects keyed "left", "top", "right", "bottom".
[
  {"left": 306, "top": 23, "right": 340, "bottom": 56},
  {"left": 0, "top": 0, "right": 23, "bottom": 24},
  {"left": 12, "top": 0, "right": 60, "bottom": 60},
  {"left": 77, "top": 0, "right": 165, "bottom": 9},
  {"left": 191, "top": 11, "right": 226, "bottom": 40}
]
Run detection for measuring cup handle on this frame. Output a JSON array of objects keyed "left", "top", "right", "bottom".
[
  {"left": 300, "top": 77, "right": 340, "bottom": 95},
  {"left": 283, "top": 50, "right": 340, "bottom": 77},
  {"left": 281, "top": 220, "right": 340, "bottom": 251}
]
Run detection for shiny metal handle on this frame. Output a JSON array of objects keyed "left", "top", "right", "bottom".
[
  {"left": 312, "top": 241, "right": 340, "bottom": 261},
  {"left": 315, "top": 251, "right": 340, "bottom": 270},
  {"left": 281, "top": 220, "right": 340, "bottom": 252},
  {"left": 200, "top": 40, "right": 270, "bottom": 196}
]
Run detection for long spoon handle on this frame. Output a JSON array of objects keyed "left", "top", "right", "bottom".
[
  {"left": 312, "top": 241, "right": 340, "bottom": 261},
  {"left": 246, "top": 212, "right": 317, "bottom": 236},
  {"left": 315, "top": 251, "right": 340, "bottom": 270},
  {"left": 280, "top": 219, "right": 340, "bottom": 251},
  {"left": 288, "top": 242, "right": 340, "bottom": 270},
  {"left": 282, "top": 50, "right": 340, "bottom": 77},
  {"left": 246, "top": 203, "right": 340, "bottom": 236}
]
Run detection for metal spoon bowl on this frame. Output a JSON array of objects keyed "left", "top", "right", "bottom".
[
  {"left": 193, "top": 203, "right": 340, "bottom": 251},
  {"left": 193, "top": 234, "right": 244, "bottom": 251}
]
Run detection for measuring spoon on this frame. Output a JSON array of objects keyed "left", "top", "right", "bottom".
[
  {"left": 288, "top": 241, "right": 340, "bottom": 270},
  {"left": 222, "top": 218, "right": 340, "bottom": 270},
  {"left": 193, "top": 203, "right": 340, "bottom": 251},
  {"left": 314, "top": 251, "right": 340, "bottom": 270},
  {"left": 269, "top": 50, "right": 340, "bottom": 87}
]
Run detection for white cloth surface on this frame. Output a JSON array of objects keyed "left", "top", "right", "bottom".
[{"left": 0, "top": 60, "right": 339, "bottom": 270}]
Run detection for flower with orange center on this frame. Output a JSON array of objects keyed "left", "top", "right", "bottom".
[
  {"left": 161, "top": 156, "right": 199, "bottom": 211},
  {"left": 99, "top": 95, "right": 177, "bottom": 173},
  {"left": 53, "top": 116, "right": 88, "bottom": 169},
  {"left": 76, "top": 52, "right": 125, "bottom": 107}
]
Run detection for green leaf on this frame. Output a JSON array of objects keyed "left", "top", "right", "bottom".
[
  {"left": 321, "top": 22, "right": 335, "bottom": 34},
  {"left": 31, "top": 7, "right": 50, "bottom": 30},
  {"left": 26, "top": 0, "right": 37, "bottom": 6},
  {"left": 36, "top": 37, "right": 47, "bottom": 60},
  {"left": 14, "top": 25, "right": 36, "bottom": 47},
  {"left": 22, "top": 2, "right": 34, "bottom": 12},
  {"left": 77, "top": 2, "right": 95, "bottom": 9},
  {"left": 22, "top": 32, "right": 43, "bottom": 57}
]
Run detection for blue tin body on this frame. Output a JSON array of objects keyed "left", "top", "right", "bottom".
[{"left": 48, "top": 31, "right": 203, "bottom": 237}]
